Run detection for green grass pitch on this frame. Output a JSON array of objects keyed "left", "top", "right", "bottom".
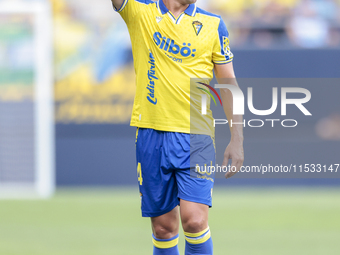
[{"left": 0, "top": 187, "right": 339, "bottom": 255}]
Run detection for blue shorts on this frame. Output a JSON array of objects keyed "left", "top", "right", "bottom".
[{"left": 136, "top": 128, "right": 215, "bottom": 217}]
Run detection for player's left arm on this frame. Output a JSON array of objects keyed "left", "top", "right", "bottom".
[{"left": 214, "top": 62, "right": 244, "bottom": 178}]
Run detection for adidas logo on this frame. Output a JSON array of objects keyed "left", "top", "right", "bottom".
[{"left": 156, "top": 16, "right": 163, "bottom": 23}]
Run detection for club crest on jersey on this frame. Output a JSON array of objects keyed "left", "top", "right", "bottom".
[{"left": 192, "top": 21, "right": 203, "bottom": 36}]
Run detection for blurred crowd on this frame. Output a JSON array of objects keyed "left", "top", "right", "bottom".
[
  {"left": 2, "top": 0, "right": 339, "bottom": 126},
  {"left": 51, "top": 0, "right": 340, "bottom": 49},
  {"left": 209, "top": 0, "right": 340, "bottom": 48}
]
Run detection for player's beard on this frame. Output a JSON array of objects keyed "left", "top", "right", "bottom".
[{"left": 178, "top": 0, "right": 197, "bottom": 5}]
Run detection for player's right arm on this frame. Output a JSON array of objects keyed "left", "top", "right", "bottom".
[
  {"left": 110, "top": 0, "right": 124, "bottom": 11},
  {"left": 110, "top": 0, "right": 145, "bottom": 24}
]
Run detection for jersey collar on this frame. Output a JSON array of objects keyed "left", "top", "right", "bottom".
[{"left": 158, "top": 0, "right": 197, "bottom": 17}]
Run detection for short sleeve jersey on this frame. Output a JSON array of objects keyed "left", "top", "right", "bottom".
[{"left": 114, "top": 0, "right": 233, "bottom": 136}]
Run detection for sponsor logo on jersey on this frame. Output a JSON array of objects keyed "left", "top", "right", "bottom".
[
  {"left": 146, "top": 51, "right": 158, "bottom": 105},
  {"left": 153, "top": 32, "right": 196, "bottom": 58}
]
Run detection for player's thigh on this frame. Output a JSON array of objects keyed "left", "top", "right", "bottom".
[
  {"left": 175, "top": 133, "right": 215, "bottom": 208},
  {"left": 180, "top": 199, "right": 209, "bottom": 233},
  {"left": 136, "top": 128, "right": 179, "bottom": 218},
  {"left": 151, "top": 206, "right": 180, "bottom": 239}
]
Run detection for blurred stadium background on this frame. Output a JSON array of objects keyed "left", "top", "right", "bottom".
[{"left": 0, "top": 0, "right": 339, "bottom": 254}]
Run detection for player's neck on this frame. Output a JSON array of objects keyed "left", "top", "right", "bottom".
[{"left": 163, "top": 0, "right": 190, "bottom": 18}]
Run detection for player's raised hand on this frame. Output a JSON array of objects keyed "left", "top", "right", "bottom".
[{"left": 222, "top": 140, "right": 244, "bottom": 178}]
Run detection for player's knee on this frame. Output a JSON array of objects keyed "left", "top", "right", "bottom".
[
  {"left": 182, "top": 216, "right": 207, "bottom": 234},
  {"left": 153, "top": 222, "right": 178, "bottom": 239}
]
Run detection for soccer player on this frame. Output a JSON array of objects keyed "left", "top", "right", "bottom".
[{"left": 111, "top": 0, "right": 244, "bottom": 254}]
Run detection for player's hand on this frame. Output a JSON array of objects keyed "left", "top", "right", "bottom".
[{"left": 222, "top": 141, "right": 244, "bottom": 178}]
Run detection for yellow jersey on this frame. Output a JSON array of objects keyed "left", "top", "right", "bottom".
[{"left": 115, "top": 0, "right": 233, "bottom": 136}]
